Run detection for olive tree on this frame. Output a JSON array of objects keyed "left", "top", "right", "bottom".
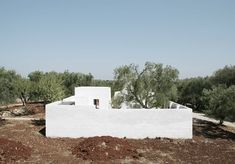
[
  {"left": 211, "top": 65, "right": 235, "bottom": 87},
  {"left": 177, "top": 77, "right": 212, "bottom": 111},
  {"left": 38, "top": 73, "right": 65, "bottom": 104},
  {"left": 0, "top": 67, "right": 20, "bottom": 105},
  {"left": 113, "top": 62, "right": 179, "bottom": 108},
  {"left": 15, "top": 77, "right": 32, "bottom": 106},
  {"left": 62, "top": 71, "right": 93, "bottom": 96},
  {"left": 203, "top": 85, "right": 235, "bottom": 124}
]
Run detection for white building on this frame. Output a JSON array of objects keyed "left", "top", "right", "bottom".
[
  {"left": 46, "top": 86, "right": 192, "bottom": 139},
  {"left": 74, "top": 87, "right": 111, "bottom": 109},
  {"left": 61, "top": 87, "right": 111, "bottom": 109}
]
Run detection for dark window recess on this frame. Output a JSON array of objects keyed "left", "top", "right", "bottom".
[{"left": 94, "top": 99, "right": 99, "bottom": 109}]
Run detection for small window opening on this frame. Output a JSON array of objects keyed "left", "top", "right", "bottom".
[{"left": 94, "top": 99, "right": 99, "bottom": 109}]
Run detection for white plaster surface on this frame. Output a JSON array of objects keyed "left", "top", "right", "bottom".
[
  {"left": 62, "top": 96, "right": 75, "bottom": 102},
  {"left": 46, "top": 103, "right": 192, "bottom": 139},
  {"left": 75, "top": 87, "right": 111, "bottom": 109}
]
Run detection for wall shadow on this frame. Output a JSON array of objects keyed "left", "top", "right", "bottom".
[
  {"left": 193, "top": 118, "right": 235, "bottom": 141},
  {"left": 39, "top": 127, "right": 46, "bottom": 136},
  {"left": 31, "top": 119, "right": 46, "bottom": 136},
  {"left": 31, "top": 119, "right": 45, "bottom": 126}
]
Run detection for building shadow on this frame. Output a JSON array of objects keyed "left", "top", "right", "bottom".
[
  {"left": 31, "top": 119, "right": 45, "bottom": 126},
  {"left": 39, "top": 127, "right": 46, "bottom": 136},
  {"left": 193, "top": 118, "right": 235, "bottom": 141},
  {"left": 31, "top": 119, "right": 46, "bottom": 136}
]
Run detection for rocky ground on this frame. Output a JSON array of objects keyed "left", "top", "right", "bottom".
[
  {"left": 0, "top": 104, "right": 235, "bottom": 163},
  {"left": 0, "top": 103, "right": 45, "bottom": 119}
]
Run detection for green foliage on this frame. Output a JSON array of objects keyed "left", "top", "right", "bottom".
[
  {"left": 177, "top": 77, "right": 212, "bottom": 111},
  {"left": 113, "top": 62, "right": 179, "bottom": 108},
  {"left": 28, "top": 71, "right": 44, "bottom": 82},
  {"left": 211, "top": 65, "right": 235, "bottom": 87},
  {"left": 27, "top": 71, "right": 93, "bottom": 101},
  {"left": 1, "top": 63, "right": 234, "bottom": 123},
  {"left": 0, "top": 67, "right": 20, "bottom": 105},
  {"left": 38, "top": 73, "right": 65, "bottom": 103},
  {"left": 91, "top": 79, "right": 113, "bottom": 87},
  {"left": 27, "top": 71, "right": 45, "bottom": 101},
  {"left": 203, "top": 85, "right": 235, "bottom": 124},
  {"left": 15, "top": 76, "right": 32, "bottom": 106},
  {"left": 62, "top": 71, "right": 93, "bottom": 96}
]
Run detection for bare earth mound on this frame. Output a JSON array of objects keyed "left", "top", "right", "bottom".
[
  {"left": 72, "top": 136, "right": 140, "bottom": 161},
  {"left": 0, "top": 138, "right": 31, "bottom": 163},
  {"left": 0, "top": 112, "right": 235, "bottom": 163},
  {"left": 26, "top": 103, "right": 45, "bottom": 114}
]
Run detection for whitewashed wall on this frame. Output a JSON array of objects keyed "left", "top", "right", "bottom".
[
  {"left": 75, "top": 87, "right": 111, "bottom": 109},
  {"left": 46, "top": 102, "right": 192, "bottom": 139}
]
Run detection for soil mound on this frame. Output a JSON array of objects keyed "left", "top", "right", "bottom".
[
  {"left": 27, "top": 103, "right": 45, "bottom": 114},
  {"left": 72, "top": 136, "right": 140, "bottom": 161},
  {"left": 0, "top": 138, "right": 31, "bottom": 162}
]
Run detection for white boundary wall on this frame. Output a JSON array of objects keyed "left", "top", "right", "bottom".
[{"left": 46, "top": 102, "right": 192, "bottom": 139}]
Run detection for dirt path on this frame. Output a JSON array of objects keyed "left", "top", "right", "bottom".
[
  {"left": 193, "top": 112, "right": 235, "bottom": 128},
  {"left": 2, "top": 117, "right": 39, "bottom": 121}
]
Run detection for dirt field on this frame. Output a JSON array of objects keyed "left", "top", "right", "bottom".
[{"left": 0, "top": 104, "right": 235, "bottom": 163}]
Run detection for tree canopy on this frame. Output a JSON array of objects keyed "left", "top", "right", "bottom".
[
  {"left": 211, "top": 65, "right": 235, "bottom": 87},
  {"left": 177, "top": 77, "right": 212, "bottom": 111},
  {"left": 1, "top": 63, "right": 235, "bottom": 125},
  {"left": 203, "top": 85, "right": 235, "bottom": 124},
  {"left": 15, "top": 76, "right": 32, "bottom": 106},
  {"left": 113, "top": 62, "right": 179, "bottom": 108},
  {"left": 0, "top": 67, "right": 20, "bottom": 105},
  {"left": 62, "top": 71, "right": 93, "bottom": 96},
  {"left": 38, "top": 72, "right": 65, "bottom": 103}
]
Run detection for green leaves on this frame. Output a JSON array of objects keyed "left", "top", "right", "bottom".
[
  {"left": 15, "top": 76, "right": 32, "bottom": 106},
  {"left": 0, "top": 67, "right": 20, "bottom": 105},
  {"left": 203, "top": 85, "right": 235, "bottom": 124},
  {"left": 27, "top": 71, "right": 93, "bottom": 103},
  {"left": 113, "top": 62, "right": 179, "bottom": 108},
  {"left": 38, "top": 73, "right": 65, "bottom": 103},
  {"left": 62, "top": 71, "right": 93, "bottom": 96},
  {"left": 211, "top": 65, "right": 235, "bottom": 87},
  {"left": 177, "top": 77, "right": 212, "bottom": 111}
]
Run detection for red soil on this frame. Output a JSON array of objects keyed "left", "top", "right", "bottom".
[
  {"left": 0, "top": 138, "right": 31, "bottom": 163},
  {"left": 72, "top": 136, "right": 140, "bottom": 161}
]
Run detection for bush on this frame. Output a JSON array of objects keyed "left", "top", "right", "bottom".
[{"left": 203, "top": 85, "right": 235, "bottom": 124}]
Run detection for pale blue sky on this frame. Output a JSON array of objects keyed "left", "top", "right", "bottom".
[{"left": 0, "top": 0, "right": 235, "bottom": 79}]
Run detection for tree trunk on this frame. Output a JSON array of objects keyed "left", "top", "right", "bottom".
[
  {"left": 219, "top": 119, "right": 224, "bottom": 125},
  {"left": 20, "top": 96, "right": 25, "bottom": 106},
  {"left": 20, "top": 92, "right": 30, "bottom": 107}
]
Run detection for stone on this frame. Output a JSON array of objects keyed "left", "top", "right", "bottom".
[
  {"left": 2, "top": 111, "right": 13, "bottom": 117},
  {"left": 12, "top": 107, "right": 28, "bottom": 116}
]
